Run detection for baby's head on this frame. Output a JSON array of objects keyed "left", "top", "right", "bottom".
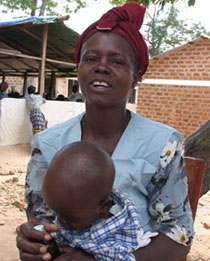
[{"left": 42, "top": 141, "right": 115, "bottom": 230}]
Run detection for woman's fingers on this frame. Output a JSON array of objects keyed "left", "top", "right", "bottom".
[
  {"left": 16, "top": 221, "right": 48, "bottom": 255},
  {"left": 20, "top": 222, "right": 44, "bottom": 242},
  {"left": 19, "top": 250, "right": 51, "bottom": 261},
  {"left": 16, "top": 220, "right": 55, "bottom": 260},
  {"left": 44, "top": 223, "right": 57, "bottom": 241},
  {"left": 44, "top": 223, "right": 58, "bottom": 232},
  {"left": 16, "top": 233, "right": 46, "bottom": 255}
]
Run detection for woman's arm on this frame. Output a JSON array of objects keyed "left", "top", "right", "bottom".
[
  {"left": 134, "top": 233, "right": 190, "bottom": 261},
  {"left": 25, "top": 133, "right": 57, "bottom": 220},
  {"left": 136, "top": 134, "right": 194, "bottom": 260},
  {"left": 17, "top": 133, "right": 58, "bottom": 260}
]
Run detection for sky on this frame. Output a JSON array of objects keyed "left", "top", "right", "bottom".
[
  {"left": 68, "top": 0, "right": 210, "bottom": 34},
  {"left": 0, "top": 0, "right": 210, "bottom": 34}
]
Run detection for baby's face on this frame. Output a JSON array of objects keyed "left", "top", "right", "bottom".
[
  {"left": 44, "top": 185, "right": 102, "bottom": 231},
  {"left": 55, "top": 205, "right": 98, "bottom": 231}
]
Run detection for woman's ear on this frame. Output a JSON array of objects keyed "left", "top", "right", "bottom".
[
  {"left": 132, "top": 69, "right": 142, "bottom": 89},
  {"left": 98, "top": 196, "right": 113, "bottom": 219}
]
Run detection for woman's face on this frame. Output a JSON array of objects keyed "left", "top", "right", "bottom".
[{"left": 77, "top": 32, "right": 140, "bottom": 108}]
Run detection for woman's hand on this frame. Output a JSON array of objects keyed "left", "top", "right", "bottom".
[{"left": 16, "top": 218, "right": 57, "bottom": 261}]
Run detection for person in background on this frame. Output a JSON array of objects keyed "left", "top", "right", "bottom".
[
  {"left": 0, "top": 81, "right": 9, "bottom": 99},
  {"left": 45, "top": 93, "right": 53, "bottom": 100},
  {"left": 68, "top": 84, "right": 83, "bottom": 102},
  {"left": 41, "top": 141, "right": 158, "bottom": 260},
  {"left": 8, "top": 86, "right": 23, "bottom": 98},
  {"left": 9, "top": 91, "right": 22, "bottom": 98},
  {"left": 17, "top": 3, "right": 194, "bottom": 261},
  {"left": 25, "top": 85, "right": 47, "bottom": 134},
  {"left": 55, "top": 94, "right": 67, "bottom": 101}
]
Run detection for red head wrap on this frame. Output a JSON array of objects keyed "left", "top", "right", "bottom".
[{"left": 75, "top": 2, "right": 149, "bottom": 76}]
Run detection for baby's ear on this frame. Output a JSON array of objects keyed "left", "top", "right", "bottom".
[{"left": 98, "top": 196, "right": 113, "bottom": 219}]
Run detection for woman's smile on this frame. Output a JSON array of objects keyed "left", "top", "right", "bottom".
[{"left": 89, "top": 80, "right": 112, "bottom": 93}]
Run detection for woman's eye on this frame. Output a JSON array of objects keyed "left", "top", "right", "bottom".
[
  {"left": 112, "top": 59, "right": 124, "bottom": 65},
  {"left": 85, "top": 56, "right": 97, "bottom": 62}
]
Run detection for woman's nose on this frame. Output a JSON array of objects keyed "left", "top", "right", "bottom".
[{"left": 94, "top": 59, "right": 110, "bottom": 74}]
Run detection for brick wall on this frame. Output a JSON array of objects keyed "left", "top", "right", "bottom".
[
  {"left": 0, "top": 76, "right": 24, "bottom": 94},
  {"left": 136, "top": 36, "right": 210, "bottom": 138},
  {"left": 56, "top": 78, "right": 68, "bottom": 97},
  {"left": 0, "top": 76, "right": 38, "bottom": 94}
]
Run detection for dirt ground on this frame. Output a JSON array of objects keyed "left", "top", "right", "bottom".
[{"left": 0, "top": 144, "right": 210, "bottom": 261}]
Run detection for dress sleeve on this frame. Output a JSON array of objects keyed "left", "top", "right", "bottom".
[
  {"left": 147, "top": 133, "right": 194, "bottom": 246},
  {"left": 25, "top": 135, "right": 55, "bottom": 221}
]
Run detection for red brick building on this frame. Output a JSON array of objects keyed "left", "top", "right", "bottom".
[{"left": 136, "top": 35, "right": 210, "bottom": 138}]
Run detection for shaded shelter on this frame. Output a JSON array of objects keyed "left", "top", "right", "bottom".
[{"left": 0, "top": 16, "right": 79, "bottom": 96}]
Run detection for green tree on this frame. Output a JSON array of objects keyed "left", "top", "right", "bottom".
[
  {"left": 0, "top": 0, "right": 88, "bottom": 16},
  {"left": 110, "top": 0, "right": 196, "bottom": 9},
  {"left": 144, "top": 5, "right": 210, "bottom": 56}
]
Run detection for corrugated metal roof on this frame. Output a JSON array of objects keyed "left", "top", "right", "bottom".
[
  {"left": 0, "top": 16, "right": 79, "bottom": 77},
  {"left": 0, "top": 16, "right": 58, "bottom": 27}
]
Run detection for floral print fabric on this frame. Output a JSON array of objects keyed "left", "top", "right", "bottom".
[{"left": 148, "top": 139, "right": 193, "bottom": 246}]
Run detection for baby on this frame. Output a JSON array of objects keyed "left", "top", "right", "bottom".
[{"left": 42, "top": 141, "right": 158, "bottom": 260}]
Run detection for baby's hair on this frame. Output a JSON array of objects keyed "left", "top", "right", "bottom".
[{"left": 42, "top": 141, "right": 115, "bottom": 205}]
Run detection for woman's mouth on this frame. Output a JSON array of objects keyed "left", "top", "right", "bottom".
[{"left": 91, "top": 80, "right": 111, "bottom": 88}]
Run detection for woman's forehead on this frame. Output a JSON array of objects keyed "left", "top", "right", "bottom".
[{"left": 81, "top": 32, "right": 134, "bottom": 55}]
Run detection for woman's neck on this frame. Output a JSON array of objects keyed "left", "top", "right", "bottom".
[
  {"left": 81, "top": 104, "right": 131, "bottom": 156},
  {"left": 83, "top": 105, "right": 130, "bottom": 137}
]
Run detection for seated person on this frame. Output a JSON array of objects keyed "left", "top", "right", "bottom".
[
  {"left": 8, "top": 86, "right": 22, "bottom": 98},
  {"left": 41, "top": 141, "right": 158, "bottom": 260},
  {"left": 68, "top": 84, "right": 83, "bottom": 102},
  {"left": 9, "top": 91, "right": 21, "bottom": 98},
  {"left": 0, "top": 81, "right": 9, "bottom": 99},
  {"left": 55, "top": 94, "right": 67, "bottom": 101},
  {"left": 17, "top": 3, "right": 194, "bottom": 260}
]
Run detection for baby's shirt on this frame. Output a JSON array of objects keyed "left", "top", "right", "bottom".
[{"left": 51, "top": 190, "right": 158, "bottom": 261}]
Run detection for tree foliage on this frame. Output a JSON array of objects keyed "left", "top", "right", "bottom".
[
  {"left": 144, "top": 5, "right": 209, "bottom": 57},
  {"left": 0, "top": 0, "right": 88, "bottom": 16},
  {"left": 110, "top": 0, "right": 196, "bottom": 9}
]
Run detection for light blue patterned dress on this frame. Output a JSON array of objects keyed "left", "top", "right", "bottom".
[{"left": 25, "top": 110, "right": 194, "bottom": 247}]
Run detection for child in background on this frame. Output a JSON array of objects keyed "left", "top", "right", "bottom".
[{"left": 41, "top": 141, "right": 158, "bottom": 261}]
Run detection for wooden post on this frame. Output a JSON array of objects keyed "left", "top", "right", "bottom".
[
  {"left": 2, "top": 73, "right": 6, "bottom": 82},
  {"left": 23, "top": 72, "right": 28, "bottom": 96},
  {"left": 50, "top": 71, "right": 56, "bottom": 99},
  {"left": 39, "top": 23, "right": 49, "bottom": 96}
]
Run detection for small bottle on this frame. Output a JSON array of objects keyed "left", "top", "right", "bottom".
[{"left": 34, "top": 224, "right": 60, "bottom": 259}]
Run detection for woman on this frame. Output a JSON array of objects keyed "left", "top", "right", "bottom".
[{"left": 16, "top": 3, "right": 193, "bottom": 261}]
